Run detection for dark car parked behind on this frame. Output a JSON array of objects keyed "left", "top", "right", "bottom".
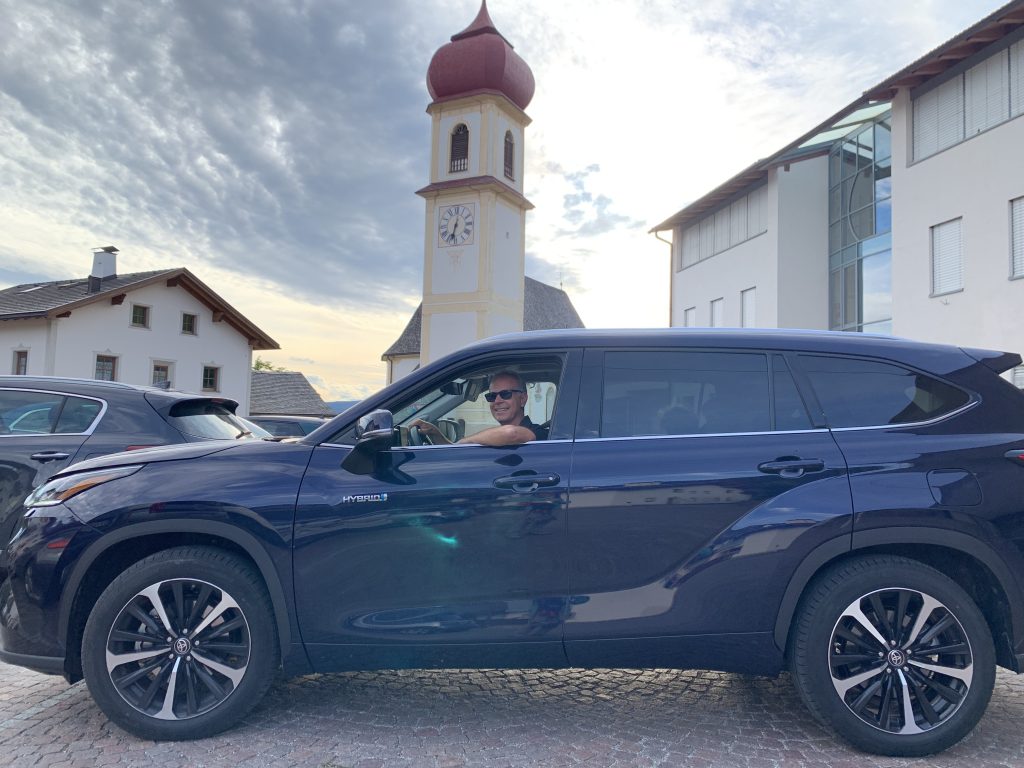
[
  {"left": 3, "top": 330, "right": 1024, "bottom": 756},
  {"left": 246, "top": 415, "right": 331, "bottom": 437},
  {"left": 0, "top": 376, "right": 261, "bottom": 547}
]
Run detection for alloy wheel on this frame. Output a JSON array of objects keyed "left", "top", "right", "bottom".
[{"left": 105, "top": 578, "right": 251, "bottom": 720}]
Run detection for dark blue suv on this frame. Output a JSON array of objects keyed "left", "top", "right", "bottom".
[{"left": 2, "top": 329, "right": 1024, "bottom": 756}]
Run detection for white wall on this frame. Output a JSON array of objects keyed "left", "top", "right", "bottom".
[
  {"left": 776, "top": 156, "right": 830, "bottom": 329},
  {"left": 891, "top": 87, "right": 1024, "bottom": 356},
  {"left": 0, "top": 282, "right": 255, "bottom": 412},
  {"left": 671, "top": 177, "right": 780, "bottom": 327}
]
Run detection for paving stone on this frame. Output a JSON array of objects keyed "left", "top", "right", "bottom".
[{"left": 2, "top": 662, "right": 1024, "bottom": 766}]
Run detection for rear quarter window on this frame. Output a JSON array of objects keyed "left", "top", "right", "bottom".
[
  {"left": 166, "top": 400, "right": 251, "bottom": 439},
  {"left": 798, "top": 354, "right": 970, "bottom": 428}
]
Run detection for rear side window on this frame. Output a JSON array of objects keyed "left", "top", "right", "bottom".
[
  {"left": 0, "top": 391, "right": 102, "bottom": 435},
  {"left": 601, "top": 351, "right": 808, "bottom": 437},
  {"left": 798, "top": 355, "right": 970, "bottom": 428},
  {"left": 166, "top": 400, "right": 252, "bottom": 439}
]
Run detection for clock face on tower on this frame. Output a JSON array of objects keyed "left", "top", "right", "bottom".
[{"left": 438, "top": 203, "right": 475, "bottom": 247}]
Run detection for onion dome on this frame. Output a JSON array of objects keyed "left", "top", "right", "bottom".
[{"left": 426, "top": 1, "right": 535, "bottom": 111}]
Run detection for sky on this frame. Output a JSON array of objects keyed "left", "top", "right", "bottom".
[{"left": 0, "top": 0, "right": 1007, "bottom": 401}]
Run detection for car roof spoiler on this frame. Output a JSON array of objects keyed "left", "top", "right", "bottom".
[{"left": 961, "top": 346, "right": 1022, "bottom": 375}]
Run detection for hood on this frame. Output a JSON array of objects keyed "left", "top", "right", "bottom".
[{"left": 57, "top": 441, "right": 240, "bottom": 476}]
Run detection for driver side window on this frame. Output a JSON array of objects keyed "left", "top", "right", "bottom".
[{"left": 388, "top": 357, "right": 565, "bottom": 447}]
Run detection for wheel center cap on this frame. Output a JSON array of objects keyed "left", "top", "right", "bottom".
[
  {"left": 887, "top": 648, "right": 906, "bottom": 667},
  {"left": 173, "top": 636, "right": 192, "bottom": 656}
]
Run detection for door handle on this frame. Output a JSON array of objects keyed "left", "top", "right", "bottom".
[
  {"left": 493, "top": 473, "right": 560, "bottom": 493},
  {"left": 757, "top": 458, "right": 825, "bottom": 479},
  {"left": 30, "top": 452, "right": 70, "bottom": 463}
]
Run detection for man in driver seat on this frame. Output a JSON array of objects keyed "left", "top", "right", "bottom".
[{"left": 413, "top": 371, "right": 548, "bottom": 447}]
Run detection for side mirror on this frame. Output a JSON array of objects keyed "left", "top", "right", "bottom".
[
  {"left": 355, "top": 409, "right": 394, "bottom": 440},
  {"left": 343, "top": 410, "right": 395, "bottom": 474}
]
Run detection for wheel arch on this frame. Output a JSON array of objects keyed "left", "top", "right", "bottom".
[
  {"left": 774, "top": 528, "right": 1024, "bottom": 672},
  {"left": 60, "top": 520, "right": 297, "bottom": 682}
]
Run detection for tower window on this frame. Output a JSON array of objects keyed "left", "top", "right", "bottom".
[
  {"left": 450, "top": 124, "right": 469, "bottom": 173},
  {"left": 504, "top": 131, "right": 515, "bottom": 180}
]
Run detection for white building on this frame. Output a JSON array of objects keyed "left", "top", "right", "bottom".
[
  {"left": 653, "top": 1, "right": 1024, "bottom": 382},
  {"left": 0, "top": 246, "right": 278, "bottom": 413}
]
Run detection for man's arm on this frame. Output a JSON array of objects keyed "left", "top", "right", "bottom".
[{"left": 458, "top": 424, "right": 535, "bottom": 446}]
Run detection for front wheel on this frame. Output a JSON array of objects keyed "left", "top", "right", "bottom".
[
  {"left": 790, "top": 555, "right": 995, "bottom": 756},
  {"left": 82, "top": 546, "right": 279, "bottom": 740}
]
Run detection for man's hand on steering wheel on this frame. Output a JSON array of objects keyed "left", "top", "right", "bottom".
[{"left": 408, "top": 418, "right": 445, "bottom": 445}]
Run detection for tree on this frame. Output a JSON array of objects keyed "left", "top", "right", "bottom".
[{"left": 252, "top": 356, "right": 285, "bottom": 372}]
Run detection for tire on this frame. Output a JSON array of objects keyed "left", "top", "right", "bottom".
[
  {"left": 790, "top": 555, "right": 995, "bottom": 757},
  {"left": 81, "top": 546, "right": 279, "bottom": 740}
]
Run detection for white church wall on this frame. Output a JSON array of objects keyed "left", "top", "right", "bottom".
[{"left": 492, "top": 199, "right": 525, "bottom": 302}]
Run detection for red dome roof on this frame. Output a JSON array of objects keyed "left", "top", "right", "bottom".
[{"left": 426, "top": 1, "right": 535, "bottom": 111}]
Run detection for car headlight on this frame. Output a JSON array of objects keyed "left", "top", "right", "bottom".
[{"left": 25, "top": 465, "right": 143, "bottom": 508}]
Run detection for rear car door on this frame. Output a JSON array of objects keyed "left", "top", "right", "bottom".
[
  {"left": 564, "top": 348, "right": 852, "bottom": 672},
  {"left": 0, "top": 388, "right": 103, "bottom": 545}
]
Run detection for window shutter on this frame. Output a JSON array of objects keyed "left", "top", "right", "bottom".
[
  {"left": 1012, "top": 197, "right": 1024, "bottom": 278},
  {"left": 729, "top": 198, "right": 747, "bottom": 246},
  {"left": 931, "top": 218, "right": 963, "bottom": 295},
  {"left": 1012, "top": 40, "right": 1024, "bottom": 117},
  {"left": 935, "top": 75, "right": 965, "bottom": 152},
  {"left": 966, "top": 50, "right": 1008, "bottom": 136},
  {"left": 682, "top": 226, "right": 699, "bottom": 267},
  {"left": 714, "top": 209, "right": 730, "bottom": 254},
  {"left": 741, "top": 288, "right": 756, "bottom": 328},
  {"left": 683, "top": 307, "right": 696, "bottom": 327},
  {"left": 699, "top": 218, "right": 715, "bottom": 260},
  {"left": 449, "top": 124, "right": 469, "bottom": 173},
  {"left": 710, "top": 298, "right": 724, "bottom": 328},
  {"left": 913, "top": 89, "right": 939, "bottom": 160},
  {"left": 1013, "top": 366, "right": 1024, "bottom": 389},
  {"left": 747, "top": 188, "right": 762, "bottom": 235}
]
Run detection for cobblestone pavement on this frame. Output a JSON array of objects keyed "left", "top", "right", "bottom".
[{"left": 3, "top": 661, "right": 1024, "bottom": 768}]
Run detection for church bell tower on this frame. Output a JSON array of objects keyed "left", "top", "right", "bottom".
[{"left": 416, "top": 1, "right": 536, "bottom": 365}]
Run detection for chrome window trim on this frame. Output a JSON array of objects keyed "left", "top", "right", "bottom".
[
  {"left": 827, "top": 398, "right": 978, "bottom": 432},
  {"left": 318, "top": 438, "right": 573, "bottom": 450},
  {"left": 576, "top": 428, "right": 828, "bottom": 442},
  {"left": 0, "top": 387, "right": 108, "bottom": 437}
]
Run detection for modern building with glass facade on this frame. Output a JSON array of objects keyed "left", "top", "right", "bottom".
[{"left": 654, "top": 0, "right": 1024, "bottom": 382}]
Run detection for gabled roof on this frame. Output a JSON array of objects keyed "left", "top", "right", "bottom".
[
  {"left": 864, "top": 0, "right": 1024, "bottom": 100},
  {"left": 382, "top": 276, "right": 584, "bottom": 359},
  {"left": 0, "top": 268, "right": 279, "bottom": 350},
  {"left": 650, "top": 1, "right": 1024, "bottom": 234},
  {"left": 250, "top": 370, "right": 335, "bottom": 416}
]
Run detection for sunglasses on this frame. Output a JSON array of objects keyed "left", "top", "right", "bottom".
[{"left": 484, "top": 388, "right": 524, "bottom": 402}]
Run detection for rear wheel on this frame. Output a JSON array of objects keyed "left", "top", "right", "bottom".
[
  {"left": 82, "top": 546, "right": 278, "bottom": 740},
  {"left": 790, "top": 555, "right": 994, "bottom": 756}
]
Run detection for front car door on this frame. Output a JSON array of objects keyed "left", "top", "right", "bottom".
[
  {"left": 294, "top": 350, "right": 580, "bottom": 671},
  {"left": 564, "top": 348, "right": 852, "bottom": 674}
]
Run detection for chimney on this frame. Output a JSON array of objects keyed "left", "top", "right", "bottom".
[{"left": 89, "top": 245, "right": 118, "bottom": 293}]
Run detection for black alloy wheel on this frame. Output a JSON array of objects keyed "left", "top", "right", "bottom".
[
  {"left": 82, "top": 547, "right": 278, "bottom": 740},
  {"left": 791, "top": 556, "right": 995, "bottom": 756}
]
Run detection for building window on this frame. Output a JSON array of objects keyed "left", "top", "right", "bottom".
[
  {"left": 931, "top": 218, "right": 964, "bottom": 296},
  {"left": 828, "top": 111, "right": 893, "bottom": 333},
  {"left": 152, "top": 362, "right": 171, "bottom": 388},
  {"left": 95, "top": 355, "right": 117, "bottom": 381},
  {"left": 202, "top": 365, "right": 220, "bottom": 391},
  {"left": 130, "top": 304, "right": 150, "bottom": 328},
  {"left": 181, "top": 313, "right": 197, "bottom": 335},
  {"left": 710, "top": 298, "right": 724, "bottom": 328},
  {"left": 913, "top": 40, "right": 1024, "bottom": 162},
  {"left": 449, "top": 124, "right": 469, "bottom": 173},
  {"left": 678, "top": 186, "right": 767, "bottom": 268},
  {"left": 504, "top": 130, "right": 514, "bottom": 180},
  {"left": 683, "top": 307, "right": 696, "bottom": 327},
  {"left": 741, "top": 287, "right": 756, "bottom": 328},
  {"left": 1012, "top": 197, "right": 1024, "bottom": 278},
  {"left": 12, "top": 350, "right": 27, "bottom": 375}
]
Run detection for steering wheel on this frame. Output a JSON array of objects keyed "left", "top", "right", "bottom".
[{"left": 408, "top": 425, "right": 434, "bottom": 446}]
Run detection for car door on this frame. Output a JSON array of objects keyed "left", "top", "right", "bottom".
[
  {"left": 0, "top": 389, "right": 103, "bottom": 546},
  {"left": 293, "top": 351, "right": 580, "bottom": 671},
  {"left": 563, "top": 348, "right": 852, "bottom": 673}
]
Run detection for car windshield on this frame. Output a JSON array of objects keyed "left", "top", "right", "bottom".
[{"left": 166, "top": 400, "right": 261, "bottom": 440}]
